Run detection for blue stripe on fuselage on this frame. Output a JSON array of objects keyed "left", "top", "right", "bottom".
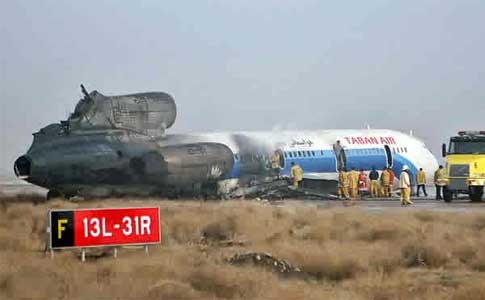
[{"left": 227, "top": 148, "right": 418, "bottom": 182}]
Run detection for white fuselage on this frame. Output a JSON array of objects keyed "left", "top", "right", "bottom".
[{"left": 159, "top": 129, "right": 438, "bottom": 185}]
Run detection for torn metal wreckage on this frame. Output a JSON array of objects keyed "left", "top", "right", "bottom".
[{"left": 13, "top": 85, "right": 437, "bottom": 200}]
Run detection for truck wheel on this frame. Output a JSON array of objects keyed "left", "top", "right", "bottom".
[
  {"left": 469, "top": 186, "right": 484, "bottom": 202},
  {"left": 443, "top": 187, "right": 452, "bottom": 203}
]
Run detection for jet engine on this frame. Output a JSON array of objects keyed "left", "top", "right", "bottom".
[{"left": 158, "top": 143, "right": 235, "bottom": 186}]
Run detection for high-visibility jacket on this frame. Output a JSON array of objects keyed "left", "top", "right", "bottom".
[
  {"left": 348, "top": 170, "right": 359, "bottom": 189},
  {"left": 358, "top": 172, "right": 368, "bottom": 190},
  {"left": 434, "top": 168, "right": 446, "bottom": 186},
  {"left": 381, "top": 169, "right": 391, "bottom": 185},
  {"left": 389, "top": 170, "right": 395, "bottom": 184},
  {"left": 291, "top": 165, "right": 303, "bottom": 182},
  {"left": 338, "top": 171, "right": 348, "bottom": 187},
  {"left": 271, "top": 153, "right": 280, "bottom": 169},
  {"left": 400, "top": 171, "right": 410, "bottom": 189},
  {"left": 416, "top": 170, "right": 426, "bottom": 185}
]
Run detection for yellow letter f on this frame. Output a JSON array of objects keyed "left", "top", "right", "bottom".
[{"left": 58, "top": 219, "right": 68, "bottom": 239}]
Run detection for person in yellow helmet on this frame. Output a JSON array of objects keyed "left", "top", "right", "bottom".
[
  {"left": 434, "top": 165, "right": 446, "bottom": 200},
  {"left": 290, "top": 162, "right": 303, "bottom": 188},
  {"left": 270, "top": 150, "right": 281, "bottom": 179},
  {"left": 416, "top": 168, "right": 428, "bottom": 197},
  {"left": 400, "top": 165, "right": 413, "bottom": 205},
  {"left": 380, "top": 168, "right": 391, "bottom": 197},
  {"left": 348, "top": 167, "right": 359, "bottom": 200},
  {"left": 338, "top": 168, "right": 350, "bottom": 199}
]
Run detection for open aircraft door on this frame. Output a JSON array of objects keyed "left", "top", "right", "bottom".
[
  {"left": 332, "top": 142, "right": 347, "bottom": 171},
  {"left": 384, "top": 145, "right": 393, "bottom": 168}
]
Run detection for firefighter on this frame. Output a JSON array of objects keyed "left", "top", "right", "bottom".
[
  {"left": 434, "top": 165, "right": 446, "bottom": 200},
  {"left": 388, "top": 167, "right": 395, "bottom": 196},
  {"left": 348, "top": 167, "right": 359, "bottom": 199},
  {"left": 290, "top": 162, "right": 303, "bottom": 188},
  {"left": 368, "top": 166, "right": 379, "bottom": 197},
  {"left": 416, "top": 168, "right": 428, "bottom": 197},
  {"left": 400, "top": 165, "right": 413, "bottom": 205},
  {"left": 380, "top": 168, "right": 391, "bottom": 197},
  {"left": 358, "top": 169, "right": 368, "bottom": 198},
  {"left": 338, "top": 168, "right": 349, "bottom": 199},
  {"left": 270, "top": 150, "right": 281, "bottom": 179}
]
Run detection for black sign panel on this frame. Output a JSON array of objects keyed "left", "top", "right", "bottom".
[{"left": 50, "top": 211, "right": 74, "bottom": 248}]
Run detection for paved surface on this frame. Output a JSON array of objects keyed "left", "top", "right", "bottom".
[
  {"left": 279, "top": 198, "right": 485, "bottom": 212},
  {"left": 2, "top": 179, "right": 485, "bottom": 212}
]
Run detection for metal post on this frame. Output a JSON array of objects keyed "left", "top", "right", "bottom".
[
  {"left": 45, "top": 210, "right": 51, "bottom": 255},
  {"left": 113, "top": 247, "right": 118, "bottom": 259},
  {"left": 144, "top": 245, "right": 149, "bottom": 255},
  {"left": 50, "top": 249, "right": 54, "bottom": 260},
  {"left": 81, "top": 249, "right": 86, "bottom": 262}
]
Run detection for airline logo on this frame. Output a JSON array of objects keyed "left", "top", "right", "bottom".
[{"left": 343, "top": 136, "right": 397, "bottom": 145}]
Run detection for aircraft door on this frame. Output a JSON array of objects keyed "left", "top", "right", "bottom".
[
  {"left": 384, "top": 145, "right": 393, "bottom": 168},
  {"left": 275, "top": 149, "right": 285, "bottom": 169},
  {"left": 333, "top": 141, "right": 347, "bottom": 171}
]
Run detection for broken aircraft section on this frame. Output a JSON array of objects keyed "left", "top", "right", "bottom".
[{"left": 14, "top": 85, "right": 292, "bottom": 199}]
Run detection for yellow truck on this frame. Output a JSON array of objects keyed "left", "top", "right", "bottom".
[{"left": 442, "top": 131, "right": 485, "bottom": 202}]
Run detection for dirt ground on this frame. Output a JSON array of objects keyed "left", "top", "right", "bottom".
[{"left": 2, "top": 196, "right": 485, "bottom": 300}]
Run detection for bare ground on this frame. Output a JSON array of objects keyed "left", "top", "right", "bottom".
[{"left": 2, "top": 196, "right": 485, "bottom": 299}]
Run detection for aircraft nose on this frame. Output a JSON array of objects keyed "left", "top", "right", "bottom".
[{"left": 14, "top": 155, "right": 32, "bottom": 179}]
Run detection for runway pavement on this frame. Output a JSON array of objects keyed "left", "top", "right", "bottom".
[
  {"left": 281, "top": 197, "right": 485, "bottom": 212},
  {"left": 2, "top": 178, "right": 485, "bottom": 212}
]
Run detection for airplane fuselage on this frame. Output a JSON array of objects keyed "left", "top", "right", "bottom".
[{"left": 15, "top": 128, "right": 438, "bottom": 198}]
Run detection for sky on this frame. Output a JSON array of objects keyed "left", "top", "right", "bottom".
[{"left": 1, "top": 0, "right": 485, "bottom": 175}]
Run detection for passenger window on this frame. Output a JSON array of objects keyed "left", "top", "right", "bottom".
[
  {"left": 297, "top": 151, "right": 301, "bottom": 157},
  {"left": 321, "top": 151, "right": 324, "bottom": 156},
  {"left": 312, "top": 151, "right": 315, "bottom": 156}
]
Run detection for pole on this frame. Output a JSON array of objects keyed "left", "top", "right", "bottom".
[
  {"left": 81, "top": 249, "right": 86, "bottom": 262},
  {"left": 113, "top": 247, "right": 118, "bottom": 259},
  {"left": 144, "top": 245, "right": 149, "bottom": 255}
]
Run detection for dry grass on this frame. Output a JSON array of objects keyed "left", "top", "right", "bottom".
[{"left": 2, "top": 197, "right": 485, "bottom": 299}]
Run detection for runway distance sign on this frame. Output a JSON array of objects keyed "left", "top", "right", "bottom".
[{"left": 49, "top": 207, "right": 160, "bottom": 249}]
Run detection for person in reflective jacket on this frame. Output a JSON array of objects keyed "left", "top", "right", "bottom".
[
  {"left": 290, "top": 162, "right": 303, "bottom": 188},
  {"left": 400, "top": 165, "right": 413, "bottom": 205},
  {"left": 416, "top": 168, "right": 428, "bottom": 197}
]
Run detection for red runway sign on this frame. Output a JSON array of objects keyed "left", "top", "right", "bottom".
[{"left": 49, "top": 207, "right": 160, "bottom": 249}]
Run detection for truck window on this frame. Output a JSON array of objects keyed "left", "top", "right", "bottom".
[{"left": 449, "top": 141, "right": 485, "bottom": 154}]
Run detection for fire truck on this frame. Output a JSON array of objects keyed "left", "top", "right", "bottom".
[{"left": 442, "top": 131, "right": 485, "bottom": 202}]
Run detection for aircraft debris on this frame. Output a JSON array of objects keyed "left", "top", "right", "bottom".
[
  {"left": 227, "top": 252, "right": 302, "bottom": 276},
  {"left": 227, "top": 178, "right": 334, "bottom": 201}
]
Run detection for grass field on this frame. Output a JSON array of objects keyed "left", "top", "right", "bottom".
[{"left": 1, "top": 196, "right": 485, "bottom": 299}]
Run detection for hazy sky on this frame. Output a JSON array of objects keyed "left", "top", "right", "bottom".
[{"left": 1, "top": 0, "right": 485, "bottom": 174}]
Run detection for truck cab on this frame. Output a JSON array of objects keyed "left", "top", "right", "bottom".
[{"left": 442, "top": 131, "right": 485, "bottom": 202}]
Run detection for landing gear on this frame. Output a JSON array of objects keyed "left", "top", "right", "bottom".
[
  {"left": 469, "top": 186, "right": 483, "bottom": 202},
  {"left": 443, "top": 187, "right": 452, "bottom": 203}
]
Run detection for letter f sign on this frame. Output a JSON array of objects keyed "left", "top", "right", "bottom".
[{"left": 58, "top": 219, "right": 68, "bottom": 239}]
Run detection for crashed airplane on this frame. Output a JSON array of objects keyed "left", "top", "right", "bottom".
[{"left": 14, "top": 85, "right": 438, "bottom": 199}]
